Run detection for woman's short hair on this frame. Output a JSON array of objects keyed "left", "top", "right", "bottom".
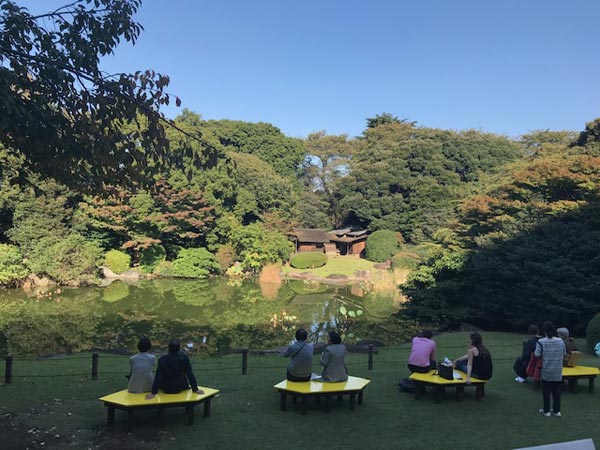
[
  {"left": 295, "top": 329, "right": 308, "bottom": 341},
  {"left": 528, "top": 324, "right": 539, "bottom": 336},
  {"left": 329, "top": 331, "right": 342, "bottom": 345},
  {"left": 542, "top": 321, "right": 557, "bottom": 338},
  {"left": 168, "top": 339, "right": 181, "bottom": 353},
  {"left": 138, "top": 336, "right": 151, "bottom": 352},
  {"left": 422, "top": 329, "right": 433, "bottom": 339}
]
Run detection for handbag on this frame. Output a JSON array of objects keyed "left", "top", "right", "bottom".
[{"left": 435, "top": 362, "right": 454, "bottom": 380}]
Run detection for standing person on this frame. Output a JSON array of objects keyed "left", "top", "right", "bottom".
[
  {"left": 127, "top": 336, "right": 156, "bottom": 393},
  {"left": 407, "top": 329, "right": 437, "bottom": 374},
  {"left": 145, "top": 340, "right": 204, "bottom": 400},
  {"left": 320, "top": 331, "right": 348, "bottom": 382},
  {"left": 513, "top": 324, "right": 540, "bottom": 383},
  {"left": 536, "top": 321, "right": 566, "bottom": 417},
  {"left": 282, "top": 328, "right": 314, "bottom": 382},
  {"left": 453, "top": 332, "right": 493, "bottom": 384}
]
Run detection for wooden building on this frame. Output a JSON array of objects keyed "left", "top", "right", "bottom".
[{"left": 288, "top": 227, "right": 369, "bottom": 256}]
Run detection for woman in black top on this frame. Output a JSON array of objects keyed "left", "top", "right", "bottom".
[{"left": 453, "top": 332, "right": 493, "bottom": 384}]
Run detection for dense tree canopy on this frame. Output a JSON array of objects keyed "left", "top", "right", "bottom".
[
  {"left": 338, "top": 122, "right": 522, "bottom": 242},
  {"left": 404, "top": 141, "right": 600, "bottom": 333},
  {"left": 0, "top": 0, "right": 191, "bottom": 188}
]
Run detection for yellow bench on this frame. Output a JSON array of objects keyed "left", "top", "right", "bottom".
[
  {"left": 99, "top": 387, "right": 219, "bottom": 430},
  {"left": 562, "top": 366, "right": 599, "bottom": 393},
  {"left": 274, "top": 376, "right": 370, "bottom": 413},
  {"left": 409, "top": 369, "right": 488, "bottom": 403}
]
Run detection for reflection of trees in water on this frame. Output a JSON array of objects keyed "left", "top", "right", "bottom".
[
  {"left": 0, "top": 293, "right": 102, "bottom": 356},
  {"left": 102, "top": 281, "right": 130, "bottom": 303},
  {"left": 0, "top": 278, "right": 400, "bottom": 356}
]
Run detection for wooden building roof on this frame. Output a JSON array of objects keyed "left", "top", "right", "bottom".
[{"left": 288, "top": 228, "right": 332, "bottom": 243}]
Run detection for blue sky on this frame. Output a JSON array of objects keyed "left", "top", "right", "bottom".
[{"left": 20, "top": 0, "right": 600, "bottom": 138}]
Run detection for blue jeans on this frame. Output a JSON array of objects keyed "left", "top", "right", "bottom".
[{"left": 455, "top": 360, "right": 479, "bottom": 379}]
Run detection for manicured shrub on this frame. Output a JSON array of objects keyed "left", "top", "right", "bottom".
[
  {"left": 0, "top": 244, "right": 28, "bottom": 286},
  {"left": 365, "top": 230, "right": 399, "bottom": 262},
  {"left": 171, "top": 248, "right": 220, "bottom": 278},
  {"left": 139, "top": 245, "right": 166, "bottom": 273},
  {"left": 290, "top": 252, "right": 327, "bottom": 269},
  {"left": 586, "top": 312, "right": 600, "bottom": 352},
  {"left": 104, "top": 249, "right": 131, "bottom": 274}
]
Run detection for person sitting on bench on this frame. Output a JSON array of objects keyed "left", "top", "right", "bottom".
[
  {"left": 145, "top": 340, "right": 204, "bottom": 400},
  {"left": 320, "top": 331, "right": 348, "bottom": 382},
  {"left": 407, "top": 329, "right": 437, "bottom": 374},
  {"left": 282, "top": 329, "right": 314, "bottom": 382},
  {"left": 557, "top": 327, "right": 579, "bottom": 367},
  {"left": 128, "top": 336, "right": 156, "bottom": 393}
]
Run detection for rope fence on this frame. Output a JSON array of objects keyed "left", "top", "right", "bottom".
[{"left": 2, "top": 342, "right": 527, "bottom": 383}]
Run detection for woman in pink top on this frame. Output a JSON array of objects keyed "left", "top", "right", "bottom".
[{"left": 407, "top": 329, "right": 436, "bottom": 373}]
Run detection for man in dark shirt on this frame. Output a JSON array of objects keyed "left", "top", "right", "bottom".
[
  {"left": 513, "top": 324, "right": 539, "bottom": 383},
  {"left": 145, "top": 340, "right": 204, "bottom": 399}
]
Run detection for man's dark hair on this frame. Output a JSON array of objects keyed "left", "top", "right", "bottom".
[
  {"left": 422, "top": 329, "right": 433, "bottom": 339},
  {"left": 168, "top": 339, "right": 181, "bottom": 353},
  {"left": 295, "top": 329, "right": 308, "bottom": 341},
  {"left": 329, "top": 331, "right": 342, "bottom": 345},
  {"left": 528, "top": 324, "right": 539, "bottom": 336},
  {"left": 138, "top": 336, "right": 151, "bottom": 353},
  {"left": 542, "top": 321, "right": 557, "bottom": 338}
]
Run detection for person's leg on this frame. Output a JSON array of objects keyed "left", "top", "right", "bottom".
[
  {"left": 455, "top": 360, "right": 468, "bottom": 373},
  {"left": 552, "top": 381, "right": 561, "bottom": 413},
  {"left": 513, "top": 358, "right": 526, "bottom": 379},
  {"left": 541, "top": 380, "right": 551, "bottom": 413}
]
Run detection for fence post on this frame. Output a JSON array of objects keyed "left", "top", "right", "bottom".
[
  {"left": 91, "top": 352, "right": 99, "bottom": 381},
  {"left": 242, "top": 349, "right": 248, "bottom": 375},
  {"left": 368, "top": 344, "right": 374, "bottom": 370},
  {"left": 5, "top": 355, "right": 13, "bottom": 384}
]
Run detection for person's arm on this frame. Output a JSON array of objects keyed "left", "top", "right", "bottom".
[
  {"left": 430, "top": 342, "right": 436, "bottom": 362},
  {"left": 183, "top": 356, "right": 203, "bottom": 394},
  {"left": 282, "top": 344, "right": 293, "bottom": 357},
  {"left": 320, "top": 348, "right": 330, "bottom": 367},
  {"left": 534, "top": 341, "right": 542, "bottom": 358},
  {"left": 146, "top": 359, "right": 162, "bottom": 399},
  {"left": 453, "top": 353, "right": 468, "bottom": 364},
  {"left": 465, "top": 348, "right": 475, "bottom": 384}
]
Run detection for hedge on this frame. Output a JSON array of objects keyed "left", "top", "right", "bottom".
[
  {"left": 586, "top": 312, "right": 600, "bottom": 352},
  {"left": 104, "top": 249, "right": 131, "bottom": 274},
  {"left": 290, "top": 252, "right": 327, "bottom": 269},
  {"left": 365, "top": 230, "right": 399, "bottom": 262}
]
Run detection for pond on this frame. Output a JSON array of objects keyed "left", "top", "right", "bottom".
[{"left": 0, "top": 278, "right": 402, "bottom": 357}]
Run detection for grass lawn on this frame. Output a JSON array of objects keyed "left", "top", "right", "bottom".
[
  {"left": 1, "top": 332, "right": 599, "bottom": 449},
  {"left": 283, "top": 256, "right": 377, "bottom": 278}
]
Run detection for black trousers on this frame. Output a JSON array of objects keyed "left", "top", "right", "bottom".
[
  {"left": 513, "top": 357, "right": 527, "bottom": 378},
  {"left": 542, "top": 380, "right": 561, "bottom": 413},
  {"left": 286, "top": 369, "right": 311, "bottom": 382},
  {"left": 407, "top": 362, "right": 436, "bottom": 374}
]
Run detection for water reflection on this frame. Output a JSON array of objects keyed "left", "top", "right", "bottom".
[{"left": 0, "top": 278, "right": 399, "bottom": 357}]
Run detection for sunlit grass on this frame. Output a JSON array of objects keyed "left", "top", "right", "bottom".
[{"left": 1, "top": 332, "right": 599, "bottom": 449}]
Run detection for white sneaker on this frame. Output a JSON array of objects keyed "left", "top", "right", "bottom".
[
  {"left": 515, "top": 377, "right": 526, "bottom": 383},
  {"left": 539, "top": 408, "right": 551, "bottom": 417},
  {"left": 552, "top": 411, "right": 562, "bottom": 417}
]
